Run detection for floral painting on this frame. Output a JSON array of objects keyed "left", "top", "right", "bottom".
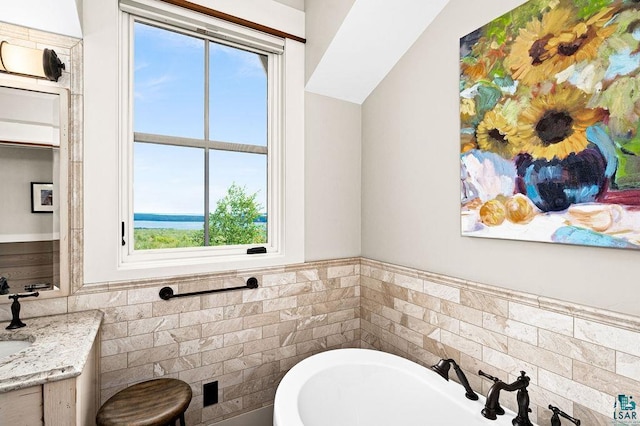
[{"left": 460, "top": 0, "right": 640, "bottom": 249}]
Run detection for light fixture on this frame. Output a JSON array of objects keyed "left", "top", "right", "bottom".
[{"left": 0, "top": 41, "right": 65, "bottom": 82}]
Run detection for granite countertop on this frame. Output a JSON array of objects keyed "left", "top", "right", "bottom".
[{"left": 0, "top": 310, "right": 103, "bottom": 393}]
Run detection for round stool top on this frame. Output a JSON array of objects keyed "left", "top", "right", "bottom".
[{"left": 97, "top": 378, "right": 192, "bottom": 426}]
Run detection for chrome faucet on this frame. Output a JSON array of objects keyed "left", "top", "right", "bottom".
[
  {"left": 480, "top": 370, "right": 533, "bottom": 426},
  {"left": 549, "top": 405, "right": 581, "bottom": 425},
  {"left": 431, "top": 358, "right": 479, "bottom": 400}
]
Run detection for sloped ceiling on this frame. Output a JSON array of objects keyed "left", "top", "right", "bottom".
[
  {"left": 305, "top": 0, "right": 450, "bottom": 104},
  {"left": 0, "top": 0, "right": 82, "bottom": 38}
]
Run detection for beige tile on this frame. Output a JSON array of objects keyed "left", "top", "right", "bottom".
[
  {"left": 242, "top": 286, "right": 279, "bottom": 302},
  {"left": 128, "top": 344, "right": 179, "bottom": 367},
  {"left": 538, "top": 369, "right": 613, "bottom": 417},
  {"left": 327, "top": 264, "right": 357, "bottom": 278},
  {"left": 509, "top": 302, "right": 573, "bottom": 336},
  {"left": 508, "top": 338, "right": 572, "bottom": 378},
  {"left": 101, "top": 334, "right": 154, "bottom": 357},
  {"left": 154, "top": 354, "right": 201, "bottom": 376},
  {"left": 392, "top": 322, "right": 423, "bottom": 347},
  {"left": 538, "top": 329, "right": 615, "bottom": 371},
  {"left": 224, "top": 354, "right": 263, "bottom": 374},
  {"left": 297, "top": 337, "right": 327, "bottom": 354},
  {"left": 202, "top": 344, "right": 244, "bottom": 366},
  {"left": 459, "top": 321, "right": 508, "bottom": 352},
  {"left": 154, "top": 325, "right": 201, "bottom": 346},
  {"left": 180, "top": 307, "right": 223, "bottom": 326},
  {"left": 573, "top": 361, "right": 640, "bottom": 398},
  {"left": 152, "top": 297, "right": 200, "bottom": 316},
  {"left": 394, "top": 299, "right": 425, "bottom": 319},
  {"left": 102, "top": 303, "right": 153, "bottom": 324},
  {"left": 224, "top": 327, "right": 263, "bottom": 346},
  {"left": 575, "top": 318, "right": 640, "bottom": 357},
  {"left": 393, "top": 273, "right": 423, "bottom": 291},
  {"left": 424, "top": 279, "right": 460, "bottom": 302},
  {"left": 101, "top": 365, "right": 155, "bottom": 390},
  {"left": 263, "top": 296, "right": 297, "bottom": 312},
  {"left": 441, "top": 330, "right": 482, "bottom": 358},
  {"left": 68, "top": 291, "right": 127, "bottom": 311},
  {"left": 483, "top": 313, "right": 538, "bottom": 345},
  {"left": 482, "top": 347, "right": 538, "bottom": 384},
  {"left": 296, "top": 269, "right": 320, "bottom": 282},
  {"left": 262, "top": 272, "right": 296, "bottom": 286},
  {"left": 101, "top": 354, "right": 128, "bottom": 373},
  {"left": 101, "top": 322, "right": 128, "bottom": 340},
  {"left": 128, "top": 314, "right": 179, "bottom": 336},
  {"left": 244, "top": 336, "right": 280, "bottom": 355},
  {"left": 202, "top": 318, "right": 244, "bottom": 337},
  {"left": 243, "top": 311, "right": 281, "bottom": 328},
  {"left": 427, "top": 311, "right": 460, "bottom": 334},
  {"left": 224, "top": 302, "right": 263, "bottom": 319},
  {"left": 296, "top": 314, "right": 328, "bottom": 330},
  {"left": 278, "top": 282, "right": 312, "bottom": 297},
  {"left": 179, "top": 362, "right": 224, "bottom": 384},
  {"left": 441, "top": 301, "right": 482, "bottom": 326},
  {"left": 179, "top": 335, "right": 224, "bottom": 356},
  {"left": 460, "top": 290, "right": 508, "bottom": 317},
  {"left": 617, "top": 352, "right": 640, "bottom": 382}
]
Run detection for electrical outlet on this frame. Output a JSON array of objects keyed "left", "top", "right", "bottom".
[{"left": 203, "top": 381, "right": 218, "bottom": 407}]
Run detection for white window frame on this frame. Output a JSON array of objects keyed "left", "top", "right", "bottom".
[{"left": 116, "top": 0, "right": 304, "bottom": 273}]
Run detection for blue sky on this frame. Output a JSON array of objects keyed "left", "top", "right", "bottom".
[{"left": 133, "top": 22, "right": 267, "bottom": 215}]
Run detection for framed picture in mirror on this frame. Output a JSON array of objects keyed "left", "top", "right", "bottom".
[{"left": 31, "top": 182, "right": 54, "bottom": 213}]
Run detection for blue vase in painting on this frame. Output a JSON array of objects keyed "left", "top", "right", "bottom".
[{"left": 515, "top": 148, "right": 608, "bottom": 212}]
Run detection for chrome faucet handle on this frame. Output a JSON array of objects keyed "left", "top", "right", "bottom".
[{"left": 549, "top": 405, "right": 581, "bottom": 426}]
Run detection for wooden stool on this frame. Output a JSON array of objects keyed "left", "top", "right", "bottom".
[{"left": 96, "top": 378, "right": 192, "bottom": 426}]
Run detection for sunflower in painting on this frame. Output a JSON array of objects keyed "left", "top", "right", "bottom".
[
  {"left": 544, "top": 7, "right": 617, "bottom": 75},
  {"left": 476, "top": 108, "right": 528, "bottom": 159},
  {"left": 518, "top": 85, "right": 604, "bottom": 160},
  {"left": 504, "top": 7, "right": 575, "bottom": 85}
]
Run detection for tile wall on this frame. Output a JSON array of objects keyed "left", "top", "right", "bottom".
[
  {"left": 69, "top": 259, "right": 361, "bottom": 425},
  {"left": 360, "top": 258, "right": 640, "bottom": 426}
]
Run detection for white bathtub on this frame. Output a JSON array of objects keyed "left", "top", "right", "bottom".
[{"left": 274, "top": 348, "right": 535, "bottom": 426}]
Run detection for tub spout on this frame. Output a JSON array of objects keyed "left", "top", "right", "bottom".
[
  {"left": 481, "top": 370, "right": 532, "bottom": 426},
  {"left": 430, "top": 358, "right": 478, "bottom": 400}
]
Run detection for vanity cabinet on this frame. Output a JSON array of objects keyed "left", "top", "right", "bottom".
[
  {"left": 0, "top": 338, "right": 97, "bottom": 425},
  {"left": 0, "top": 310, "right": 102, "bottom": 426}
]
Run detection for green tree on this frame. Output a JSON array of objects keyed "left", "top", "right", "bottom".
[{"left": 206, "top": 183, "right": 265, "bottom": 246}]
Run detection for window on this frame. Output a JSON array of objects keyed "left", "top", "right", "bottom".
[{"left": 118, "top": 2, "right": 301, "bottom": 269}]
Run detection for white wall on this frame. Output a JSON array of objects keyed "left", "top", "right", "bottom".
[
  {"left": 361, "top": 0, "right": 640, "bottom": 316},
  {"left": 304, "top": 92, "right": 361, "bottom": 260},
  {"left": 303, "top": 0, "right": 356, "bottom": 82}
]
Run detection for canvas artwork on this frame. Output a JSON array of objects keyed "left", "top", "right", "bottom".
[{"left": 460, "top": 0, "right": 640, "bottom": 249}]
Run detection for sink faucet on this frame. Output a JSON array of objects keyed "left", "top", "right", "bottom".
[
  {"left": 481, "top": 370, "right": 533, "bottom": 426},
  {"left": 549, "top": 405, "right": 581, "bottom": 425},
  {"left": 6, "top": 292, "right": 39, "bottom": 330},
  {"left": 431, "top": 358, "right": 479, "bottom": 400}
]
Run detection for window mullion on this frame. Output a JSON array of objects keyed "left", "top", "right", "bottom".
[{"left": 204, "top": 39, "right": 210, "bottom": 247}]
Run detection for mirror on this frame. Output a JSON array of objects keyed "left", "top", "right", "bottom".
[{"left": 0, "top": 83, "right": 68, "bottom": 296}]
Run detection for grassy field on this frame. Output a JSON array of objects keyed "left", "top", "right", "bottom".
[{"left": 134, "top": 228, "right": 201, "bottom": 250}]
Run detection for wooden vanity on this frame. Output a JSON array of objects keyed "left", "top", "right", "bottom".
[{"left": 0, "top": 310, "right": 103, "bottom": 425}]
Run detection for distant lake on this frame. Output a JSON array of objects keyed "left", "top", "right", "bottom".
[
  {"left": 134, "top": 213, "right": 203, "bottom": 230},
  {"left": 133, "top": 213, "right": 266, "bottom": 230}
]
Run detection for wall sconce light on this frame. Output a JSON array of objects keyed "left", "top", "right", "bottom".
[{"left": 0, "top": 41, "right": 65, "bottom": 82}]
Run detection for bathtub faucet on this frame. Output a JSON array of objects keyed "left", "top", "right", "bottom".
[
  {"left": 481, "top": 370, "right": 532, "bottom": 426},
  {"left": 549, "top": 405, "right": 581, "bottom": 426},
  {"left": 430, "top": 358, "right": 478, "bottom": 400}
]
